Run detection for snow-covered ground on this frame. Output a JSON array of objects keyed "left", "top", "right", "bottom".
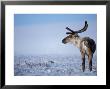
[{"left": 14, "top": 55, "right": 97, "bottom": 76}]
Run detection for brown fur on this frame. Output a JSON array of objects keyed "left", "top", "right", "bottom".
[
  {"left": 62, "top": 21, "right": 96, "bottom": 72},
  {"left": 62, "top": 35, "right": 96, "bottom": 72}
]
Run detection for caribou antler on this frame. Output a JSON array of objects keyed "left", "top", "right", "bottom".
[
  {"left": 75, "top": 21, "right": 88, "bottom": 33},
  {"left": 66, "top": 21, "right": 88, "bottom": 34},
  {"left": 66, "top": 27, "right": 74, "bottom": 33},
  {"left": 66, "top": 27, "right": 75, "bottom": 34}
]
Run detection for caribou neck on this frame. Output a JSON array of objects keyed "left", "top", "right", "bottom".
[{"left": 71, "top": 36, "right": 81, "bottom": 48}]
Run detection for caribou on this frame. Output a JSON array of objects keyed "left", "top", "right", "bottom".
[{"left": 62, "top": 21, "right": 96, "bottom": 72}]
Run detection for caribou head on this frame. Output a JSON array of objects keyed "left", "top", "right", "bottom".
[{"left": 62, "top": 21, "right": 88, "bottom": 44}]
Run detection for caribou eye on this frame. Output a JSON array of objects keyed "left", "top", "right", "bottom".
[{"left": 69, "top": 35, "right": 73, "bottom": 38}]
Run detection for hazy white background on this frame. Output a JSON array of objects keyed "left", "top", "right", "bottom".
[{"left": 14, "top": 14, "right": 97, "bottom": 56}]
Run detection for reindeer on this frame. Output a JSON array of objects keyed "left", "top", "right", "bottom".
[{"left": 62, "top": 21, "right": 96, "bottom": 72}]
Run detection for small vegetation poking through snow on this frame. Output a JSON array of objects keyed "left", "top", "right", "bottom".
[{"left": 14, "top": 55, "right": 97, "bottom": 76}]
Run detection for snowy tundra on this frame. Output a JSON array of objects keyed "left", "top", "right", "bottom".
[{"left": 14, "top": 55, "right": 97, "bottom": 76}]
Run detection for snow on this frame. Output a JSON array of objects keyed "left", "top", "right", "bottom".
[{"left": 14, "top": 55, "right": 97, "bottom": 76}]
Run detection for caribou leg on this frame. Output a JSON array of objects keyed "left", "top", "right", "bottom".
[
  {"left": 81, "top": 51, "right": 85, "bottom": 72},
  {"left": 88, "top": 48, "right": 93, "bottom": 71},
  {"left": 88, "top": 55, "right": 92, "bottom": 71}
]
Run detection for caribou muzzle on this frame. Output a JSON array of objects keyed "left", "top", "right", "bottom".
[{"left": 62, "top": 38, "right": 67, "bottom": 44}]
